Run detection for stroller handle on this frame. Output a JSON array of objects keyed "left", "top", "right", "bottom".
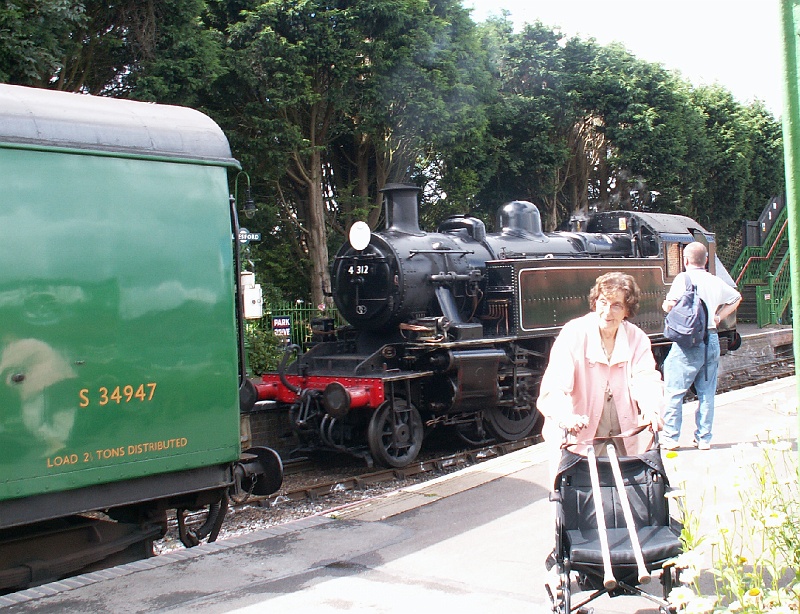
[{"left": 560, "top": 423, "right": 660, "bottom": 451}]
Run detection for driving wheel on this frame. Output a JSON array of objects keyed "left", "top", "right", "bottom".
[
  {"left": 484, "top": 403, "right": 542, "bottom": 442},
  {"left": 367, "top": 397, "right": 423, "bottom": 467}
]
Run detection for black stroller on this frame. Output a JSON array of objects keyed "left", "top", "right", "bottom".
[{"left": 546, "top": 428, "right": 682, "bottom": 614}]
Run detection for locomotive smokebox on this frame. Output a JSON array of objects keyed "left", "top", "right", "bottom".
[{"left": 382, "top": 183, "right": 424, "bottom": 236}]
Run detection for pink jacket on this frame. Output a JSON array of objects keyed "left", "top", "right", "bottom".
[{"left": 537, "top": 312, "right": 664, "bottom": 456}]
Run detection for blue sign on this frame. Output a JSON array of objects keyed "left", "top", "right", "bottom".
[{"left": 239, "top": 227, "right": 262, "bottom": 244}]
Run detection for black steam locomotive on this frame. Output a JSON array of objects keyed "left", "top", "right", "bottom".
[{"left": 255, "top": 184, "right": 739, "bottom": 467}]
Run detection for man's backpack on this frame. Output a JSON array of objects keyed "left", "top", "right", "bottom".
[{"left": 664, "top": 275, "right": 708, "bottom": 348}]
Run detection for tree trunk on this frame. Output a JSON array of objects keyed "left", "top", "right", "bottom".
[{"left": 306, "top": 151, "right": 332, "bottom": 308}]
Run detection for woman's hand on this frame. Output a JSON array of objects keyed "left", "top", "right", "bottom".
[
  {"left": 559, "top": 413, "right": 589, "bottom": 434},
  {"left": 639, "top": 410, "right": 663, "bottom": 432}
]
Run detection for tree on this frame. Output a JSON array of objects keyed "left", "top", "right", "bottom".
[
  {"left": 738, "top": 100, "right": 785, "bottom": 219},
  {"left": 0, "top": 0, "right": 220, "bottom": 100},
  {"left": 225, "top": 0, "right": 491, "bottom": 305},
  {"left": 5, "top": 3, "right": 782, "bottom": 301},
  {"left": 226, "top": 1, "right": 372, "bottom": 307},
  {"left": 0, "top": 1, "right": 85, "bottom": 84},
  {"left": 562, "top": 41, "right": 705, "bottom": 216},
  {"left": 689, "top": 85, "right": 753, "bottom": 238},
  {"left": 477, "top": 20, "right": 577, "bottom": 230}
]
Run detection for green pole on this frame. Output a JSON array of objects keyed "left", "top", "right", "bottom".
[{"left": 779, "top": 0, "right": 800, "bottom": 453}]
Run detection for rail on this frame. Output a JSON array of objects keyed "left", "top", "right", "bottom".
[
  {"left": 756, "top": 250, "right": 793, "bottom": 326},
  {"left": 730, "top": 203, "right": 791, "bottom": 326},
  {"left": 732, "top": 209, "right": 788, "bottom": 286}
]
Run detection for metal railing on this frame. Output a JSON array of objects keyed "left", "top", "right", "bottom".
[
  {"left": 730, "top": 203, "right": 791, "bottom": 326},
  {"left": 262, "top": 300, "right": 347, "bottom": 349},
  {"left": 732, "top": 206, "right": 788, "bottom": 286},
  {"left": 756, "top": 250, "right": 793, "bottom": 326}
]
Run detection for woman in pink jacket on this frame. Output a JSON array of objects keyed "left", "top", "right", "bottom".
[{"left": 537, "top": 272, "right": 663, "bottom": 467}]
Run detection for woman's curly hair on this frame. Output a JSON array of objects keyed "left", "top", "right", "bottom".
[{"left": 588, "top": 271, "right": 641, "bottom": 317}]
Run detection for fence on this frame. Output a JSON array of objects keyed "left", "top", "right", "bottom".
[{"left": 262, "top": 300, "right": 347, "bottom": 349}]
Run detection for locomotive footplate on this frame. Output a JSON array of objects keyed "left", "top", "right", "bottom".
[{"left": 256, "top": 371, "right": 433, "bottom": 410}]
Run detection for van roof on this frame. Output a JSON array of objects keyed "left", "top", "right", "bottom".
[{"left": 0, "top": 84, "right": 238, "bottom": 167}]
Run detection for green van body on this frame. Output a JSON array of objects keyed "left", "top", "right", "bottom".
[{"left": 0, "top": 85, "right": 242, "bottom": 509}]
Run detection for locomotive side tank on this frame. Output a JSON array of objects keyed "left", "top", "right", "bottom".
[
  {"left": 0, "top": 84, "right": 281, "bottom": 591},
  {"left": 257, "top": 184, "right": 739, "bottom": 468}
]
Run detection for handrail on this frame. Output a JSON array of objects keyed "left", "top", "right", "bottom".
[
  {"left": 772, "top": 251, "right": 792, "bottom": 324},
  {"left": 730, "top": 204, "right": 788, "bottom": 284},
  {"left": 734, "top": 218, "right": 789, "bottom": 286},
  {"left": 754, "top": 238, "right": 792, "bottom": 326}
]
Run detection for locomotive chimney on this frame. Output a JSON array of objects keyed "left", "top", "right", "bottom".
[{"left": 381, "top": 183, "right": 424, "bottom": 235}]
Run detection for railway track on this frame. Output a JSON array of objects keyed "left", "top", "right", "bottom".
[
  {"left": 157, "top": 358, "right": 794, "bottom": 552},
  {"left": 716, "top": 358, "right": 795, "bottom": 393},
  {"left": 264, "top": 436, "right": 536, "bottom": 505},
  {"left": 252, "top": 357, "right": 795, "bottom": 510}
]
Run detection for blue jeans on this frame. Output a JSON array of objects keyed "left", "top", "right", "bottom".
[{"left": 662, "top": 332, "right": 721, "bottom": 444}]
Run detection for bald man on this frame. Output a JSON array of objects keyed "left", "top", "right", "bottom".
[{"left": 660, "top": 242, "right": 741, "bottom": 450}]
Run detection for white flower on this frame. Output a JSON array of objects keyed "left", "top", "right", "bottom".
[
  {"left": 679, "top": 565, "right": 700, "bottom": 584},
  {"left": 685, "top": 595, "right": 717, "bottom": 614},
  {"left": 668, "top": 586, "right": 696, "bottom": 607},
  {"left": 743, "top": 586, "right": 764, "bottom": 604},
  {"left": 763, "top": 509, "right": 787, "bottom": 528},
  {"left": 672, "top": 549, "right": 704, "bottom": 571}
]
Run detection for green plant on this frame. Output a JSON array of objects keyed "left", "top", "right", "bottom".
[
  {"left": 244, "top": 322, "right": 286, "bottom": 375},
  {"left": 664, "top": 436, "right": 800, "bottom": 614}
]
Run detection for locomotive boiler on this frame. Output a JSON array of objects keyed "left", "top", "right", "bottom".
[{"left": 255, "top": 184, "right": 739, "bottom": 468}]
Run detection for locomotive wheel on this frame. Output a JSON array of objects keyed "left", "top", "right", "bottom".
[
  {"left": 367, "top": 398, "right": 423, "bottom": 468},
  {"left": 454, "top": 420, "right": 495, "bottom": 446},
  {"left": 484, "top": 404, "right": 542, "bottom": 442}
]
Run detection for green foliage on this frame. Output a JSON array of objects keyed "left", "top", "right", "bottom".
[
  {"left": 477, "top": 20, "right": 575, "bottom": 228},
  {"left": 0, "top": 0, "right": 223, "bottom": 99},
  {"left": 127, "top": 0, "right": 224, "bottom": 106},
  {"left": 665, "top": 433, "right": 800, "bottom": 613},
  {"left": 0, "top": 1, "right": 86, "bottom": 84},
  {"left": 0, "top": 2, "right": 785, "bottom": 298},
  {"left": 216, "top": 0, "right": 496, "bottom": 301},
  {"left": 244, "top": 322, "right": 284, "bottom": 374}
]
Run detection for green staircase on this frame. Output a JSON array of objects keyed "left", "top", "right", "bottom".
[{"left": 730, "top": 201, "right": 791, "bottom": 326}]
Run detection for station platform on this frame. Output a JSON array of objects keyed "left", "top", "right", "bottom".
[{"left": 3, "top": 368, "right": 797, "bottom": 613}]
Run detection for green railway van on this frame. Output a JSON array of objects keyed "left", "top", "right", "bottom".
[{"left": 0, "top": 84, "right": 257, "bottom": 534}]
